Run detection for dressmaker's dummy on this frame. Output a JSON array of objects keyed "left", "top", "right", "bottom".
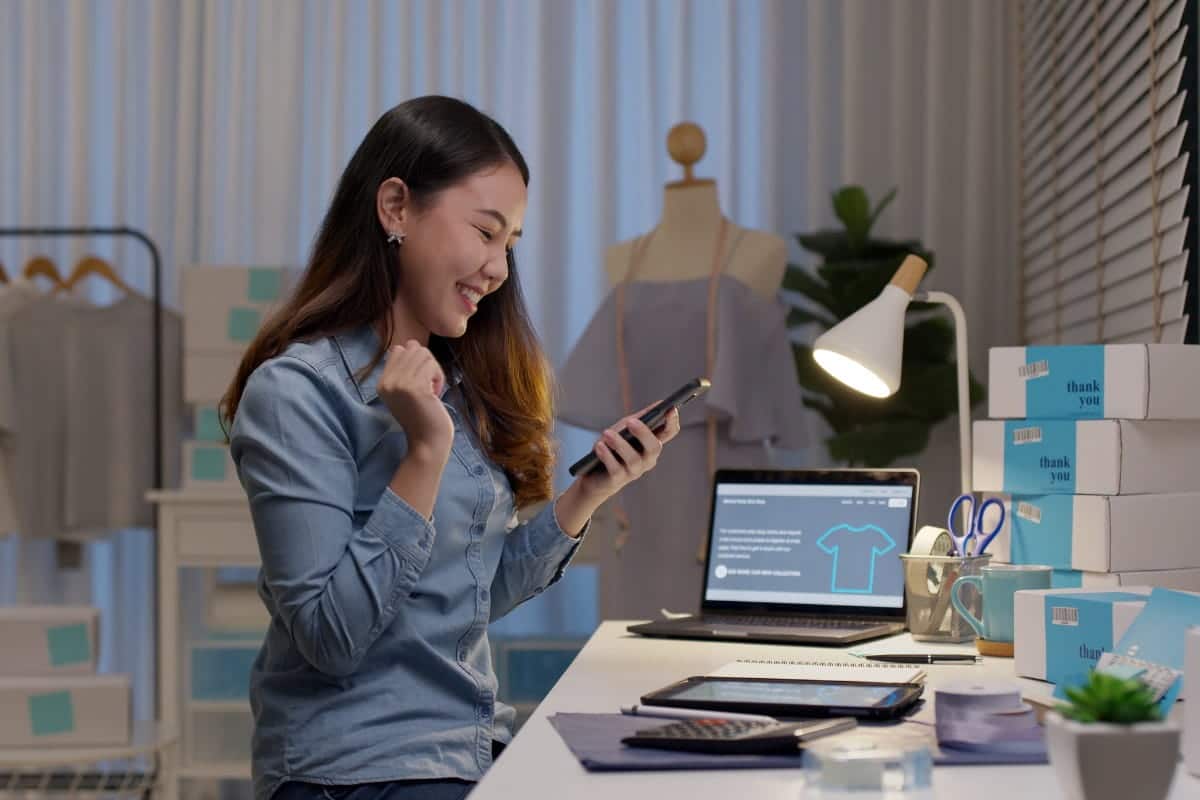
[{"left": 559, "top": 123, "right": 809, "bottom": 620}]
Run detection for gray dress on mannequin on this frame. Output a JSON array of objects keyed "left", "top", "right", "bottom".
[{"left": 557, "top": 239, "right": 809, "bottom": 619}]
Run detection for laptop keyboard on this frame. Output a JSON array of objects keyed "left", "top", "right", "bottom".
[{"left": 701, "top": 615, "right": 882, "bottom": 630}]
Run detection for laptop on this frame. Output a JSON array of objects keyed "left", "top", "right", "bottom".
[{"left": 627, "top": 468, "right": 919, "bottom": 646}]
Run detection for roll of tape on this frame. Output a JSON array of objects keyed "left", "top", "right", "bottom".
[
  {"left": 935, "top": 683, "right": 1044, "bottom": 755},
  {"left": 910, "top": 525, "right": 954, "bottom": 556}
]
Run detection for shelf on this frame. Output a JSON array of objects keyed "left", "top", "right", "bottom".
[
  {"left": 0, "top": 721, "right": 174, "bottom": 769},
  {"left": 179, "top": 762, "right": 251, "bottom": 780}
]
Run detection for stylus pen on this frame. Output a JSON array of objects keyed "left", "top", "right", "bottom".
[
  {"left": 620, "top": 704, "right": 777, "bottom": 723},
  {"left": 861, "top": 654, "right": 982, "bottom": 664}
]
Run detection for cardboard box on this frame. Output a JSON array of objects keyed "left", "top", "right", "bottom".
[
  {"left": 183, "top": 441, "right": 239, "bottom": 489},
  {"left": 0, "top": 607, "right": 99, "bottom": 677},
  {"left": 1014, "top": 587, "right": 1151, "bottom": 685},
  {"left": 0, "top": 675, "right": 131, "bottom": 747},
  {"left": 989, "top": 344, "right": 1200, "bottom": 419},
  {"left": 1054, "top": 568, "right": 1200, "bottom": 592},
  {"left": 184, "top": 351, "right": 243, "bottom": 404},
  {"left": 182, "top": 266, "right": 297, "bottom": 352},
  {"left": 972, "top": 419, "right": 1200, "bottom": 494},
  {"left": 984, "top": 492, "right": 1200, "bottom": 572}
]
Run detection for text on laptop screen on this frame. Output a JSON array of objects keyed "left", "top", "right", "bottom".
[{"left": 704, "top": 482, "right": 914, "bottom": 609}]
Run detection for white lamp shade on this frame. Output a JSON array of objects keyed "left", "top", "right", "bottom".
[{"left": 813, "top": 284, "right": 910, "bottom": 398}]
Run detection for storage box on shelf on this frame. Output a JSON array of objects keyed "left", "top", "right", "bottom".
[
  {"left": 0, "top": 606, "right": 99, "bottom": 677},
  {"left": 0, "top": 675, "right": 131, "bottom": 748}
]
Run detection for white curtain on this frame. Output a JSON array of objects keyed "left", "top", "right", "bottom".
[{"left": 0, "top": 0, "right": 1017, "bottom": 719}]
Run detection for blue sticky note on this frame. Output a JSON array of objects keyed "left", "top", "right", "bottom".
[
  {"left": 191, "top": 447, "right": 228, "bottom": 482},
  {"left": 246, "top": 268, "right": 281, "bottom": 303},
  {"left": 195, "top": 407, "right": 225, "bottom": 442},
  {"left": 28, "top": 691, "right": 75, "bottom": 736},
  {"left": 1003, "top": 420, "right": 1077, "bottom": 493},
  {"left": 227, "top": 308, "right": 261, "bottom": 342},
  {"left": 1025, "top": 346, "right": 1105, "bottom": 419},
  {"left": 1114, "top": 588, "right": 1200, "bottom": 670},
  {"left": 46, "top": 623, "right": 91, "bottom": 667}
]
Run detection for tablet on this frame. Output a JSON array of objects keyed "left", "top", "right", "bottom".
[{"left": 640, "top": 676, "right": 923, "bottom": 720}]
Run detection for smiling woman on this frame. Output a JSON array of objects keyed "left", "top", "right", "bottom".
[{"left": 214, "top": 96, "right": 682, "bottom": 800}]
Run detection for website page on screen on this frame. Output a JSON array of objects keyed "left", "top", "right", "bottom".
[{"left": 704, "top": 483, "right": 914, "bottom": 608}]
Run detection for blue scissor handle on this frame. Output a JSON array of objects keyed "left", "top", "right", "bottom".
[
  {"left": 947, "top": 493, "right": 976, "bottom": 556},
  {"left": 972, "top": 497, "right": 1006, "bottom": 556}
]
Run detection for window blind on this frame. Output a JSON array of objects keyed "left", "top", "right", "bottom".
[{"left": 1018, "top": 0, "right": 1197, "bottom": 345}]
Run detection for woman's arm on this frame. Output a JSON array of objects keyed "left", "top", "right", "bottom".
[{"left": 231, "top": 357, "right": 443, "bottom": 678}]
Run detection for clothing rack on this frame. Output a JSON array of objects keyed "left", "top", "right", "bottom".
[{"left": 0, "top": 225, "right": 164, "bottom": 724}]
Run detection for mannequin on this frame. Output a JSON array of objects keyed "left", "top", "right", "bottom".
[
  {"left": 603, "top": 123, "right": 787, "bottom": 298},
  {"left": 557, "top": 122, "right": 808, "bottom": 619}
]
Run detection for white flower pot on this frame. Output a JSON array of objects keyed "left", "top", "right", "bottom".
[{"left": 1045, "top": 711, "right": 1181, "bottom": 800}]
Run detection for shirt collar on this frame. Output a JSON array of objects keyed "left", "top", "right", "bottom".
[{"left": 333, "top": 325, "right": 463, "bottom": 404}]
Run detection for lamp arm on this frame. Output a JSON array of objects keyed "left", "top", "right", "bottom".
[{"left": 913, "top": 290, "right": 972, "bottom": 495}]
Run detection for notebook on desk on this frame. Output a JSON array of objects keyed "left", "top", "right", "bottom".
[
  {"left": 709, "top": 656, "right": 925, "bottom": 685},
  {"left": 628, "top": 469, "right": 919, "bottom": 646}
]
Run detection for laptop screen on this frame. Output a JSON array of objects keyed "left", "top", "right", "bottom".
[{"left": 703, "top": 473, "right": 916, "bottom": 611}]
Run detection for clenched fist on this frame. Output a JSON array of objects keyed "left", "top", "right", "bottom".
[{"left": 377, "top": 340, "right": 454, "bottom": 457}]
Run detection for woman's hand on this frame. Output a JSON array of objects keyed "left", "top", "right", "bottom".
[
  {"left": 576, "top": 405, "right": 682, "bottom": 501},
  {"left": 377, "top": 340, "right": 454, "bottom": 458}
]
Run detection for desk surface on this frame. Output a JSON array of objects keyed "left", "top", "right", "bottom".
[{"left": 473, "top": 621, "right": 1200, "bottom": 799}]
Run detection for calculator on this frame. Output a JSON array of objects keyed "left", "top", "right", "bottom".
[{"left": 621, "top": 716, "right": 857, "bottom": 755}]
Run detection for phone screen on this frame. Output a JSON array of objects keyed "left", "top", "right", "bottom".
[{"left": 666, "top": 680, "right": 898, "bottom": 709}]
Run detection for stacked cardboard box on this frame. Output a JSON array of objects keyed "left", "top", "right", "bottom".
[
  {"left": 180, "top": 266, "right": 297, "bottom": 489},
  {"left": 974, "top": 344, "right": 1200, "bottom": 590},
  {"left": 0, "top": 606, "right": 130, "bottom": 747}
]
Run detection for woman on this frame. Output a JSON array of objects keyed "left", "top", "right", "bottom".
[{"left": 222, "top": 96, "right": 680, "bottom": 800}]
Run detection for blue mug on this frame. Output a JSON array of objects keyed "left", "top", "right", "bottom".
[{"left": 951, "top": 564, "right": 1052, "bottom": 643}]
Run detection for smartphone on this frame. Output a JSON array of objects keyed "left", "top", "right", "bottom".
[
  {"left": 567, "top": 377, "right": 711, "bottom": 477},
  {"left": 639, "top": 676, "right": 924, "bottom": 721}
]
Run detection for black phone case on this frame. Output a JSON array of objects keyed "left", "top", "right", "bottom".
[{"left": 567, "top": 378, "right": 709, "bottom": 478}]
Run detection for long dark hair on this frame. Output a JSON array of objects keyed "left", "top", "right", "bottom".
[{"left": 221, "top": 96, "right": 555, "bottom": 508}]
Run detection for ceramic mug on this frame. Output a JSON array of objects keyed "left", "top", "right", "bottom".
[{"left": 951, "top": 564, "right": 1052, "bottom": 643}]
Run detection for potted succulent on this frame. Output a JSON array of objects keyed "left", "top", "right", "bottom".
[{"left": 1045, "top": 671, "right": 1181, "bottom": 800}]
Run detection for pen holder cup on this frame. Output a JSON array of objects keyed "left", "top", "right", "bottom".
[{"left": 899, "top": 553, "right": 992, "bottom": 642}]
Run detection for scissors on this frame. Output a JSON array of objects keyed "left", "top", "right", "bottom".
[{"left": 947, "top": 493, "right": 1005, "bottom": 556}]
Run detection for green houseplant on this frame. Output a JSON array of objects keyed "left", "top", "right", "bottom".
[
  {"left": 783, "top": 186, "right": 983, "bottom": 467},
  {"left": 1046, "top": 671, "right": 1180, "bottom": 800}
]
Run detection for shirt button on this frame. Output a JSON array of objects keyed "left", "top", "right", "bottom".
[
  {"left": 472, "top": 524, "right": 484, "bottom": 535},
  {"left": 481, "top": 589, "right": 489, "bottom": 602},
  {"left": 472, "top": 465, "right": 485, "bottom": 476}
]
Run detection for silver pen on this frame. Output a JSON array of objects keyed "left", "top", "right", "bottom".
[{"left": 619, "top": 703, "right": 778, "bottom": 724}]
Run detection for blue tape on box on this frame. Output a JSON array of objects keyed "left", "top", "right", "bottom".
[
  {"left": 191, "top": 645, "right": 259, "bottom": 701},
  {"left": 227, "top": 307, "right": 261, "bottom": 342},
  {"left": 46, "top": 623, "right": 91, "bottom": 667},
  {"left": 1010, "top": 495, "right": 1073, "bottom": 569},
  {"left": 1025, "top": 346, "right": 1105, "bottom": 419},
  {"left": 28, "top": 691, "right": 75, "bottom": 736},
  {"left": 1043, "top": 592, "right": 1146, "bottom": 688},
  {"left": 1003, "top": 420, "right": 1077, "bottom": 493},
  {"left": 246, "top": 268, "right": 281, "bottom": 303},
  {"left": 1051, "top": 570, "right": 1084, "bottom": 589},
  {"left": 191, "top": 446, "right": 228, "bottom": 482}
]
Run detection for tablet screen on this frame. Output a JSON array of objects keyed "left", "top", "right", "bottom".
[{"left": 665, "top": 679, "right": 899, "bottom": 708}]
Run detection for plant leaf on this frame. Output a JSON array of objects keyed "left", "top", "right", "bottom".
[
  {"left": 781, "top": 264, "right": 839, "bottom": 316},
  {"left": 785, "top": 306, "right": 836, "bottom": 329},
  {"left": 868, "top": 187, "right": 898, "bottom": 232},
  {"left": 832, "top": 186, "right": 871, "bottom": 251}
]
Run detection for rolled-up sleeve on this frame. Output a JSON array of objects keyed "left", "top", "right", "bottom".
[
  {"left": 488, "top": 501, "right": 589, "bottom": 621},
  {"left": 230, "top": 357, "right": 436, "bottom": 678}
]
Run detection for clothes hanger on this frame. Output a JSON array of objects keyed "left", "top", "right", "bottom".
[
  {"left": 22, "top": 255, "right": 69, "bottom": 292},
  {"left": 66, "top": 255, "right": 135, "bottom": 295}
]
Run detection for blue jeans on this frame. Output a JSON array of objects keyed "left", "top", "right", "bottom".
[{"left": 271, "top": 741, "right": 506, "bottom": 800}]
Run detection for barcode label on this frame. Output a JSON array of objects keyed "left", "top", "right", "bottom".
[
  {"left": 1020, "top": 360, "right": 1050, "bottom": 379},
  {"left": 1012, "top": 426, "right": 1043, "bottom": 445},
  {"left": 1052, "top": 606, "right": 1079, "bottom": 626},
  {"left": 1016, "top": 502, "right": 1042, "bottom": 524}
]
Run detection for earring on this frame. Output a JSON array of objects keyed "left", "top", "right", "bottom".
[{"left": 387, "top": 231, "right": 406, "bottom": 246}]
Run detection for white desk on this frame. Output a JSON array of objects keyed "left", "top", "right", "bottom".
[{"left": 473, "top": 621, "right": 1200, "bottom": 799}]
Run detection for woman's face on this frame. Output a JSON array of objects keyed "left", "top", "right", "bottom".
[{"left": 390, "top": 162, "right": 526, "bottom": 340}]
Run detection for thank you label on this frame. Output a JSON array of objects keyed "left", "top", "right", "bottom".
[{"left": 1025, "top": 345, "right": 1105, "bottom": 418}]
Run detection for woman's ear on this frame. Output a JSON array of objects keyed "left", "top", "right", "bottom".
[{"left": 376, "top": 177, "right": 411, "bottom": 235}]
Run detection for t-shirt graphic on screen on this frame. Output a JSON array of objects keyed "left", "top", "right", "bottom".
[{"left": 815, "top": 524, "right": 897, "bottom": 594}]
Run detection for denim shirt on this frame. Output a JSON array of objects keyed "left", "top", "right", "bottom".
[{"left": 229, "top": 325, "right": 586, "bottom": 800}]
